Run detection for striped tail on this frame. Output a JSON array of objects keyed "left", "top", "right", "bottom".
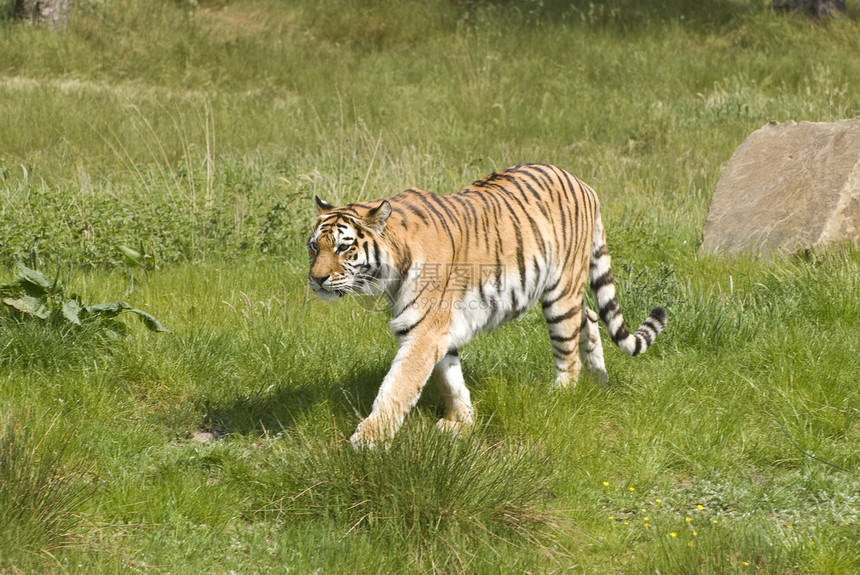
[{"left": 589, "top": 210, "right": 667, "bottom": 357}]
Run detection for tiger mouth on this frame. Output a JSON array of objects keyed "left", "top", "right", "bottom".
[{"left": 311, "top": 284, "right": 347, "bottom": 299}]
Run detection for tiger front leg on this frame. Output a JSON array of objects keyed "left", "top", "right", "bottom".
[
  {"left": 350, "top": 328, "right": 449, "bottom": 449},
  {"left": 433, "top": 350, "right": 474, "bottom": 435}
]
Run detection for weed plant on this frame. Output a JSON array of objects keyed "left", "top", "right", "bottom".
[{"left": 0, "top": 0, "right": 858, "bottom": 573}]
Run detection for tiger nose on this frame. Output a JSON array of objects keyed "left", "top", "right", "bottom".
[{"left": 310, "top": 273, "right": 330, "bottom": 286}]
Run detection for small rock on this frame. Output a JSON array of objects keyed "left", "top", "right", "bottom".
[
  {"left": 188, "top": 425, "right": 228, "bottom": 443},
  {"left": 189, "top": 431, "right": 216, "bottom": 443}
]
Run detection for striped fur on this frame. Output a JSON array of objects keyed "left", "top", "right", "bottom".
[{"left": 307, "top": 164, "right": 667, "bottom": 447}]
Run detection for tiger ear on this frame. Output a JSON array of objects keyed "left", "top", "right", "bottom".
[
  {"left": 315, "top": 196, "right": 335, "bottom": 214},
  {"left": 364, "top": 200, "right": 392, "bottom": 233}
]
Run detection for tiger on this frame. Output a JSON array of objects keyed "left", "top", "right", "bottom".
[{"left": 307, "top": 163, "right": 667, "bottom": 448}]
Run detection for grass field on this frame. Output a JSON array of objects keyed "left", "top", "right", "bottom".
[{"left": 1, "top": 0, "right": 859, "bottom": 573}]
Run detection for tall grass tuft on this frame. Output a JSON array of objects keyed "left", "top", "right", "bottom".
[
  {"left": 251, "top": 420, "right": 570, "bottom": 570},
  {"left": 0, "top": 412, "right": 95, "bottom": 571}
]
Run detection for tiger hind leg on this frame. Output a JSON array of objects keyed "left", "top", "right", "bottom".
[
  {"left": 541, "top": 290, "right": 585, "bottom": 389},
  {"left": 433, "top": 350, "right": 474, "bottom": 434},
  {"left": 580, "top": 306, "right": 609, "bottom": 384}
]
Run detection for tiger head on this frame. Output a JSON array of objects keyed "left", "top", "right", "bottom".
[{"left": 307, "top": 196, "right": 393, "bottom": 301}]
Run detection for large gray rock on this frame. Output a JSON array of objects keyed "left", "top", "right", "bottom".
[{"left": 701, "top": 117, "right": 860, "bottom": 259}]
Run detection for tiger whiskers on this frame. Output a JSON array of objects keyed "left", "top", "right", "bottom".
[{"left": 353, "top": 273, "right": 389, "bottom": 296}]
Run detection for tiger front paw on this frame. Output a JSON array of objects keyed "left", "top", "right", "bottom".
[
  {"left": 436, "top": 408, "right": 474, "bottom": 437},
  {"left": 349, "top": 420, "right": 379, "bottom": 449},
  {"left": 435, "top": 418, "right": 465, "bottom": 436},
  {"left": 350, "top": 417, "right": 397, "bottom": 449}
]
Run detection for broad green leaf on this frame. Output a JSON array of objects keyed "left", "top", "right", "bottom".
[
  {"left": 130, "top": 308, "right": 169, "bottom": 332},
  {"left": 118, "top": 245, "right": 142, "bottom": 268},
  {"left": 62, "top": 299, "right": 83, "bottom": 326},
  {"left": 86, "top": 302, "right": 131, "bottom": 317},
  {"left": 3, "top": 296, "right": 51, "bottom": 320},
  {"left": 16, "top": 263, "right": 56, "bottom": 297}
]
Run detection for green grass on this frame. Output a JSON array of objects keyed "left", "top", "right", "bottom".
[{"left": 1, "top": 0, "right": 859, "bottom": 572}]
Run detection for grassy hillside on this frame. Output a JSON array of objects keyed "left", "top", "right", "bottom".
[{"left": 1, "top": 1, "right": 858, "bottom": 573}]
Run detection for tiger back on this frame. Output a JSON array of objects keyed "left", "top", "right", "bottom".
[{"left": 307, "top": 163, "right": 667, "bottom": 447}]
